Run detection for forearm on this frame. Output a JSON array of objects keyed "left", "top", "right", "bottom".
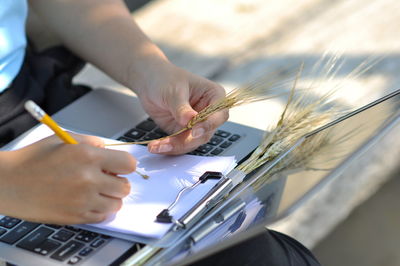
[
  {"left": 28, "top": 0, "right": 168, "bottom": 92},
  {"left": 0, "top": 151, "right": 15, "bottom": 216}
]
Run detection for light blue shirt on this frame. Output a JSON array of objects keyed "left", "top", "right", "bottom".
[{"left": 0, "top": 0, "right": 28, "bottom": 93}]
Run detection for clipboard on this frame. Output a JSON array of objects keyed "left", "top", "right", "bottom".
[
  {"left": 121, "top": 145, "right": 295, "bottom": 265},
  {"left": 155, "top": 170, "right": 246, "bottom": 231}
]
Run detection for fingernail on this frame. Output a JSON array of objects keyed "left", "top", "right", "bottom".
[
  {"left": 149, "top": 145, "right": 156, "bottom": 153},
  {"left": 192, "top": 128, "right": 205, "bottom": 138},
  {"left": 158, "top": 144, "right": 173, "bottom": 153}
]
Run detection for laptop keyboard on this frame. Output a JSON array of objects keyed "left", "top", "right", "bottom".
[
  {"left": 117, "top": 118, "right": 241, "bottom": 156},
  {"left": 0, "top": 216, "right": 118, "bottom": 264},
  {"left": 0, "top": 119, "right": 241, "bottom": 265}
]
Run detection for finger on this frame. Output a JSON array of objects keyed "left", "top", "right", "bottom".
[
  {"left": 174, "top": 103, "right": 198, "bottom": 127},
  {"left": 147, "top": 108, "right": 227, "bottom": 155},
  {"left": 191, "top": 79, "right": 226, "bottom": 111},
  {"left": 98, "top": 149, "right": 137, "bottom": 174},
  {"left": 70, "top": 133, "right": 105, "bottom": 148},
  {"left": 191, "top": 108, "right": 229, "bottom": 139},
  {"left": 148, "top": 103, "right": 228, "bottom": 155},
  {"left": 189, "top": 81, "right": 228, "bottom": 138},
  {"left": 98, "top": 173, "right": 131, "bottom": 199},
  {"left": 148, "top": 130, "right": 214, "bottom": 155},
  {"left": 147, "top": 129, "right": 190, "bottom": 154},
  {"left": 91, "top": 195, "right": 123, "bottom": 214},
  {"left": 81, "top": 211, "right": 107, "bottom": 224},
  {"left": 166, "top": 84, "right": 198, "bottom": 127}
]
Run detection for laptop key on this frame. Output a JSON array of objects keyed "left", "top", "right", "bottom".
[
  {"left": 124, "top": 128, "right": 146, "bottom": 139},
  {"left": 0, "top": 228, "right": 6, "bottom": 236},
  {"left": 78, "top": 247, "right": 93, "bottom": 256},
  {"left": 53, "top": 229, "right": 75, "bottom": 242},
  {"left": 90, "top": 238, "right": 105, "bottom": 248},
  {"left": 188, "top": 151, "right": 203, "bottom": 156},
  {"left": 0, "top": 221, "right": 40, "bottom": 244},
  {"left": 143, "top": 132, "right": 163, "bottom": 140},
  {"left": 211, "top": 148, "right": 224, "bottom": 155},
  {"left": 215, "top": 130, "right": 231, "bottom": 138},
  {"left": 101, "top": 234, "right": 111, "bottom": 239},
  {"left": 228, "top": 134, "right": 241, "bottom": 142},
  {"left": 50, "top": 240, "right": 84, "bottom": 261},
  {"left": 0, "top": 216, "right": 21, "bottom": 229},
  {"left": 45, "top": 224, "right": 62, "bottom": 229},
  {"left": 17, "top": 227, "right": 54, "bottom": 251},
  {"left": 117, "top": 136, "right": 135, "bottom": 142},
  {"left": 154, "top": 127, "right": 168, "bottom": 136},
  {"left": 75, "top": 231, "right": 98, "bottom": 243},
  {"left": 34, "top": 239, "right": 61, "bottom": 256},
  {"left": 208, "top": 136, "right": 223, "bottom": 146},
  {"left": 68, "top": 256, "right": 82, "bottom": 265},
  {"left": 136, "top": 120, "right": 157, "bottom": 131},
  {"left": 220, "top": 141, "right": 232, "bottom": 149},
  {"left": 195, "top": 144, "right": 214, "bottom": 154},
  {"left": 64, "top": 226, "right": 80, "bottom": 232}
]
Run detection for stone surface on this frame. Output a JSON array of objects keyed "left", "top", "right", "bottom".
[{"left": 313, "top": 170, "right": 400, "bottom": 266}]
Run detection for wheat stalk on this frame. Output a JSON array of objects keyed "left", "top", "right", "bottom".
[
  {"left": 237, "top": 54, "right": 377, "bottom": 187},
  {"left": 236, "top": 72, "right": 344, "bottom": 174},
  {"left": 251, "top": 129, "right": 334, "bottom": 189}
]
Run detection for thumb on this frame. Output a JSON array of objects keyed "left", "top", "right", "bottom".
[
  {"left": 167, "top": 85, "right": 198, "bottom": 127},
  {"left": 172, "top": 103, "right": 198, "bottom": 128}
]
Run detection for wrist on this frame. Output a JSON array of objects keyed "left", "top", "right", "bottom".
[
  {"left": 0, "top": 151, "right": 17, "bottom": 215},
  {"left": 125, "top": 44, "right": 171, "bottom": 95},
  {"left": 0, "top": 151, "right": 15, "bottom": 172}
]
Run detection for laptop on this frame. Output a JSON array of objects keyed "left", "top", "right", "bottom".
[
  {"left": 0, "top": 88, "right": 398, "bottom": 265},
  {"left": 0, "top": 88, "right": 264, "bottom": 266},
  {"left": 141, "top": 88, "right": 399, "bottom": 266}
]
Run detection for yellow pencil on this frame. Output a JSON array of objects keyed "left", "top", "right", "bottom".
[
  {"left": 24, "top": 100, "right": 149, "bottom": 179},
  {"left": 24, "top": 100, "right": 78, "bottom": 144}
]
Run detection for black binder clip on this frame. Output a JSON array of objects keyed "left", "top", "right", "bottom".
[
  {"left": 156, "top": 171, "right": 223, "bottom": 224},
  {"left": 156, "top": 209, "right": 173, "bottom": 223}
]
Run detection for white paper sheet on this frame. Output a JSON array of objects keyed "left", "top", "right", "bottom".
[
  {"left": 93, "top": 142, "right": 236, "bottom": 238},
  {"left": 6, "top": 125, "right": 237, "bottom": 239}
]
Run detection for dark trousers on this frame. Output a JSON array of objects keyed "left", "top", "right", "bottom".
[
  {"left": 0, "top": 47, "right": 320, "bottom": 266},
  {"left": 192, "top": 229, "right": 320, "bottom": 266}
]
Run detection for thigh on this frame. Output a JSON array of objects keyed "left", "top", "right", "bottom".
[{"left": 191, "top": 229, "right": 320, "bottom": 266}]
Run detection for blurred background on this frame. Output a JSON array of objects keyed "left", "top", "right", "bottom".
[{"left": 73, "top": 0, "right": 400, "bottom": 265}]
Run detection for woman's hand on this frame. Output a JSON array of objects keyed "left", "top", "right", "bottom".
[
  {"left": 134, "top": 60, "right": 229, "bottom": 155},
  {"left": 0, "top": 134, "right": 136, "bottom": 225}
]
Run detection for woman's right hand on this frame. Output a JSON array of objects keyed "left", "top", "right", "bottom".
[{"left": 0, "top": 134, "right": 136, "bottom": 225}]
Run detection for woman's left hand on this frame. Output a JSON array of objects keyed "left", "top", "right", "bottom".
[{"left": 133, "top": 60, "right": 228, "bottom": 155}]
